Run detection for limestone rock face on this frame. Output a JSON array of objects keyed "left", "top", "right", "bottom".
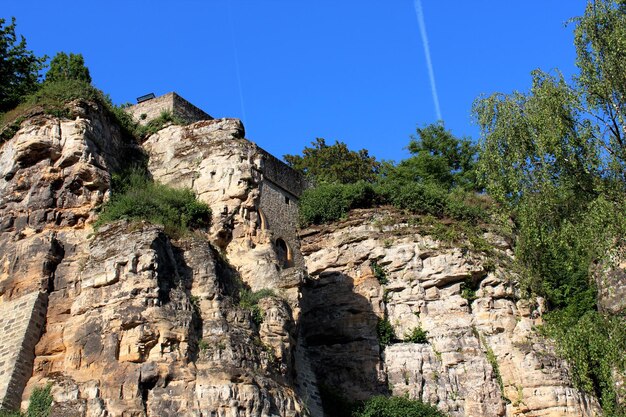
[
  {"left": 299, "top": 209, "right": 599, "bottom": 417},
  {"left": 0, "top": 106, "right": 308, "bottom": 416},
  {"left": 0, "top": 100, "right": 611, "bottom": 417},
  {"left": 142, "top": 120, "right": 299, "bottom": 295},
  {"left": 596, "top": 244, "right": 626, "bottom": 315}
]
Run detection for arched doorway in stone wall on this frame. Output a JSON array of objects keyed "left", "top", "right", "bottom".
[{"left": 275, "top": 238, "right": 293, "bottom": 268}]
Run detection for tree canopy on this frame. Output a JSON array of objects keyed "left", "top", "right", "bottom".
[
  {"left": 284, "top": 138, "right": 380, "bottom": 185},
  {"left": 383, "top": 122, "right": 478, "bottom": 191},
  {"left": 45, "top": 52, "right": 91, "bottom": 84},
  {"left": 474, "top": 1, "right": 626, "bottom": 413},
  {"left": 0, "top": 17, "right": 47, "bottom": 113}
]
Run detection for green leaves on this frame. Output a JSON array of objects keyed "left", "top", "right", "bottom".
[
  {"left": 45, "top": 52, "right": 91, "bottom": 84},
  {"left": 298, "top": 181, "right": 378, "bottom": 226},
  {"left": 356, "top": 396, "right": 446, "bottom": 417},
  {"left": 284, "top": 138, "right": 381, "bottom": 185},
  {"left": 545, "top": 310, "right": 626, "bottom": 416},
  {"left": 0, "top": 17, "right": 47, "bottom": 113},
  {"left": 406, "top": 122, "right": 479, "bottom": 191},
  {"left": 95, "top": 169, "right": 211, "bottom": 237},
  {"left": 474, "top": 70, "right": 599, "bottom": 206},
  {"left": 473, "top": 2, "right": 626, "bottom": 413}
]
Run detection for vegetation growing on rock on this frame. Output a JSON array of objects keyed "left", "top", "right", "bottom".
[
  {"left": 0, "top": 384, "right": 52, "bottom": 417},
  {"left": 95, "top": 169, "right": 211, "bottom": 237},
  {"left": 473, "top": 0, "right": 626, "bottom": 413},
  {"left": 294, "top": 122, "right": 487, "bottom": 228},
  {"left": 356, "top": 395, "right": 447, "bottom": 417}
]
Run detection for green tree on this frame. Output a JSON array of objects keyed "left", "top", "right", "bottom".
[
  {"left": 574, "top": 0, "right": 626, "bottom": 183},
  {"left": 0, "top": 17, "right": 47, "bottom": 112},
  {"left": 473, "top": 1, "right": 626, "bottom": 413},
  {"left": 45, "top": 52, "right": 91, "bottom": 84},
  {"left": 404, "top": 122, "right": 478, "bottom": 190},
  {"left": 284, "top": 138, "right": 380, "bottom": 184}
]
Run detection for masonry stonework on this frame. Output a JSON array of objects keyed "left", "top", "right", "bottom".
[
  {"left": 126, "top": 92, "right": 213, "bottom": 126},
  {"left": 0, "top": 292, "right": 47, "bottom": 411},
  {"left": 256, "top": 147, "right": 308, "bottom": 269}
]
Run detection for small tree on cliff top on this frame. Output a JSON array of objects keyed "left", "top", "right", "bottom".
[{"left": 45, "top": 52, "right": 91, "bottom": 84}]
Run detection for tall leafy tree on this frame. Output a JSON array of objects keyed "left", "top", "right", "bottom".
[
  {"left": 0, "top": 17, "right": 47, "bottom": 112},
  {"left": 390, "top": 122, "right": 478, "bottom": 190},
  {"left": 45, "top": 52, "right": 91, "bottom": 84},
  {"left": 474, "top": 1, "right": 626, "bottom": 413},
  {"left": 284, "top": 138, "right": 380, "bottom": 184},
  {"left": 574, "top": 0, "right": 626, "bottom": 182}
]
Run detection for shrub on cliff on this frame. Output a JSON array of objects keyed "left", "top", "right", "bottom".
[
  {"left": 293, "top": 123, "right": 487, "bottom": 227},
  {"left": 0, "top": 384, "right": 53, "bottom": 417},
  {"left": 298, "top": 181, "right": 378, "bottom": 226},
  {"left": 95, "top": 170, "right": 211, "bottom": 237},
  {"left": 0, "top": 79, "right": 138, "bottom": 144},
  {"left": 356, "top": 396, "right": 446, "bottom": 417}
]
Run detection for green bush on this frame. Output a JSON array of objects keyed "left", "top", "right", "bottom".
[
  {"left": 239, "top": 288, "right": 275, "bottom": 325},
  {"left": 0, "top": 79, "right": 182, "bottom": 144},
  {"left": 356, "top": 396, "right": 446, "bottom": 417},
  {"left": 299, "top": 181, "right": 378, "bottom": 226},
  {"left": 136, "top": 110, "right": 186, "bottom": 138},
  {"left": 0, "top": 384, "right": 53, "bottom": 417},
  {"left": 1, "top": 79, "right": 105, "bottom": 126},
  {"left": 298, "top": 178, "right": 489, "bottom": 228},
  {"left": 377, "top": 181, "right": 447, "bottom": 217},
  {"left": 370, "top": 260, "right": 388, "bottom": 285},
  {"left": 26, "top": 385, "right": 52, "bottom": 417},
  {"left": 545, "top": 310, "right": 626, "bottom": 416},
  {"left": 377, "top": 318, "right": 396, "bottom": 349},
  {"left": 0, "top": 79, "right": 139, "bottom": 143},
  {"left": 95, "top": 170, "right": 211, "bottom": 237},
  {"left": 404, "top": 326, "right": 428, "bottom": 343}
]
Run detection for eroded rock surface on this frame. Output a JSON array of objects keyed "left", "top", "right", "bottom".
[
  {"left": 0, "top": 106, "right": 308, "bottom": 416},
  {"left": 0, "top": 101, "right": 607, "bottom": 417},
  {"left": 299, "top": 209, "right": 599, "bottom": 417}
]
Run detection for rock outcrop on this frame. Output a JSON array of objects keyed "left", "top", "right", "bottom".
[
  {"left": 299, "top": 209, "right": 599, "bottom": 417},
  {"left": 0, "top": 102, "right": 308, "bottom": 416},
  {"left": 0, "top": 96, "right": 605, "bottom": 417}
]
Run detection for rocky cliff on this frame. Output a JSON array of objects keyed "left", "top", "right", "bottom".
[{"left": 0, "top": 98, "right": 602, "bottom": 417}]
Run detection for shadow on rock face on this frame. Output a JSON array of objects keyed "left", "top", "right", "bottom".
[{"left": 299, "top": 271, "right": 388, "bottom": 413}]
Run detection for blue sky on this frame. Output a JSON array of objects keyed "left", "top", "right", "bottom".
[{"left": 4, "top": 1, "right": 587, "bottom": 163}]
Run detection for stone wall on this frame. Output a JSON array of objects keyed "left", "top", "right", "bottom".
[
  {"left": 125, "top": 92, "right": 212, "bottom": 126},
  {"left": 256, "top": 147, "right": 307, "bottom": 269},
  {"left": 258, "top": 148, "right": 308, "bottom": 198},
  {"left": 259, "top": 180, "right": 303, "bottom": 268},
  {"left": 0, "top": 292, "right": 47, "bottom": 411}
]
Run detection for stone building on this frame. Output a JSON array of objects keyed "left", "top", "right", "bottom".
[
  {"left": 127, "top": 92, "right": 308, "bottom": 269},
  {"left": 125, "top": 92, "right": 213, "bottom": 126}
]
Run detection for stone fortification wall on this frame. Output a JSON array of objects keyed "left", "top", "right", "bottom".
[
  {"left": 256, "top": 148, "right": 307, "bottom": 268},
  {"left": 126, "top": 92, "right": 212, "bottom": 126},
  {"left": 259, "top": 180, "right": 302, "bottom": 267},
  {"left": 0, "top": 292, "right": 47, "bottom": 411},
  {"left": 258, "top": 148, "right": 308, "bottom": 198}
]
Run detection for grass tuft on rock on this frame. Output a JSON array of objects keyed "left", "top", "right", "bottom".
[{"left": 95, "top": 169, "right": 211, "bottom": 238}]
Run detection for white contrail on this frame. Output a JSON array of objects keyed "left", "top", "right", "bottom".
[
  {"left": 414, "top": 0, "right": 442, "bottom": 121},
  {"left": 227, "top": 0, "right": 247, "bottom": 127}
]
